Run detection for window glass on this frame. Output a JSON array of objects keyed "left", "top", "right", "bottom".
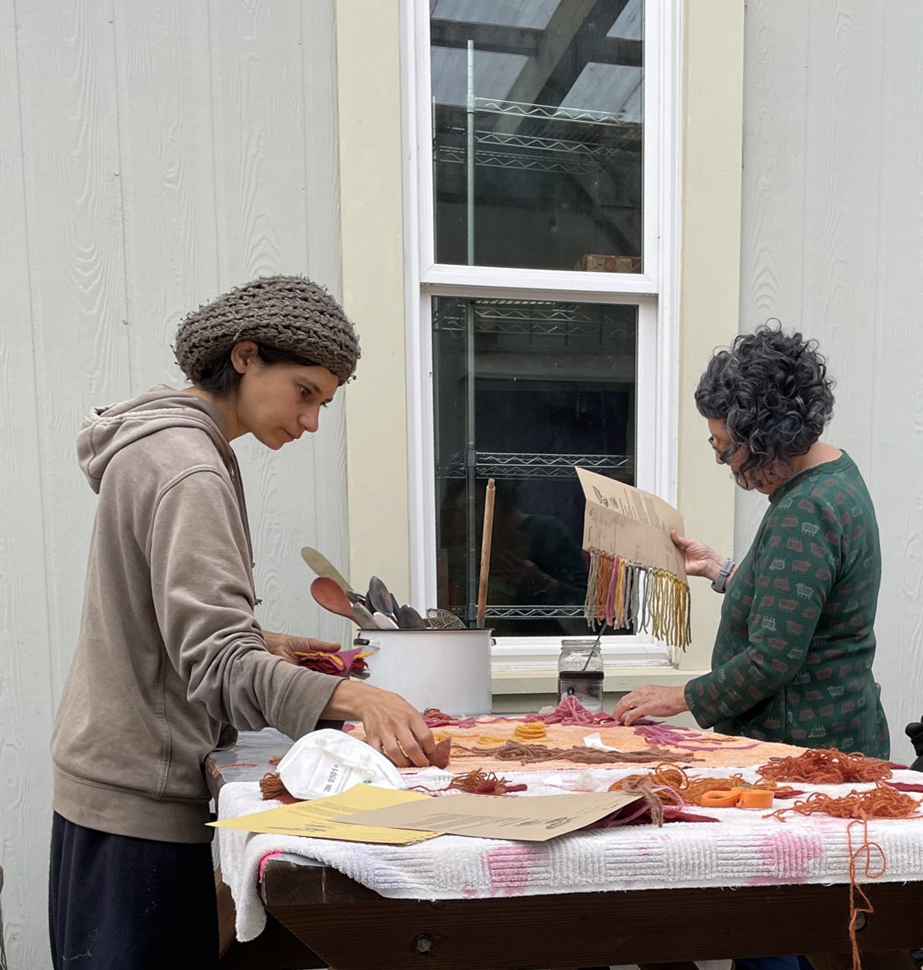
[
  {"left": 432, "top": 296, "right": 637, "bottom": 635},
  {"left": 430, "top": 0, "right": 644, "bottom": 272}
]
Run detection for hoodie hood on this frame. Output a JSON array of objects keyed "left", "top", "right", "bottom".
[{"left": 78, "top": 385, "right": 233, "bottom": 494}]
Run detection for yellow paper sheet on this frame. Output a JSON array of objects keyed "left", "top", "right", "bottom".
[{"left": 209, "top": 784, "right": 438, "bottom": 845}]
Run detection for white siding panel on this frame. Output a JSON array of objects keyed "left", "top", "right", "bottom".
[
  {"left": 300, "top": 2, "right": 351, "bottom": 631},
  {"left": 741, "top": 0, "right": 923, "bottom": 759},
  {"left": 207, "top": 0, "right": 348, "bottom": 646},
  {"left": 869, "top": 1, "right": 923, "bottom": 747},
  {"left": 113, "top": 0, "right": 219, "bottom": 391},
  {"left": 0, "top": 0, "right": 55, "bottom": 962},
  {"left": 15, "top": 0, "right": 131, "bottom": 698},
  {"left": 0, "top": 1, "right": 345, "bottom": 963}
]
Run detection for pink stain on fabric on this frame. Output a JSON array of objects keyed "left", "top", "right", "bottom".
[
  {"left": 758, "top": 830, "right": 824, "bottom": 880},
  {"left": 258, "top": 851, "right": 283, "bottom": 882},
  {"left": 485, "top": 844, "right": 539, "bottom": 895}
]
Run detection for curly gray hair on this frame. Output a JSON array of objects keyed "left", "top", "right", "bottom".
[{"left": 694, "top": 325, "right": 835, "bottom": 486}]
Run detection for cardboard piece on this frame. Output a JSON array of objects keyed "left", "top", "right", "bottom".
[
  {"left": 342, "top": 789, "right": 644, "bottom": 842},
  {"left": 575, "top": 466, "right": 686, "bottom": 579},
  {"left": 209, "top": 783, "right": 437, "bottom": 845}
]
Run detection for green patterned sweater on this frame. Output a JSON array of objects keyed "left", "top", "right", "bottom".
[{"left": 685, "top": 452, "right": 890, "bottom": 758}]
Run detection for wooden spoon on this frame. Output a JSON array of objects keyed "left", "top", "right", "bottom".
[
  {"left": 301, "top": 547, "right": 366, "bottom": 604},
  {"left": 310, "top": 576, "right": 357, "bottom": 624}
]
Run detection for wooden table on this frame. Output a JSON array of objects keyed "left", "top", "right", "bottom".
[{"left": 208, "top": 731, "right": 922, "bottom": 970}]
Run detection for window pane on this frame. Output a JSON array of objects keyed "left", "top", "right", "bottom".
[
  {"left": 430, "top": 0, "right": 644, "bottom": 272},
  {"left": 433, "top": 296, "right": 637, "bottom": 635}
]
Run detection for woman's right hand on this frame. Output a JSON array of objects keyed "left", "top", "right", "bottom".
[
  {"left": 322, "top": 679, "right": 437, "bottom": 768},
  {"left": 671, "top": 531, "right": 722, "bottom": 579}
]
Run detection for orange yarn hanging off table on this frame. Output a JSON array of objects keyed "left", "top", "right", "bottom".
[{"left": 768, "top": 780, "right": 922, "bottom": 970}]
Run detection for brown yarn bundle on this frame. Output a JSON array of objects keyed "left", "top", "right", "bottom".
[
  {"left": 456, "top": 740, "right": 682, "bottom": 766},
  {"left": 174, "top": 275, "right": 361, "bottom": 385}
]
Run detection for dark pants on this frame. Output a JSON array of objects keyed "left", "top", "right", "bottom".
[{"left": 49, "top": 812, "right": 218, "bottom": 970}]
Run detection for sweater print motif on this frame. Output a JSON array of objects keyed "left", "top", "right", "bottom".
[{"left": 685, "top": 453, "right": 890, "bottom": 758}]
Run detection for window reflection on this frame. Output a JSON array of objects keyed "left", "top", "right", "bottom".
[
  {"left": 432, "top": 296, "right": 637, "bottom": 635},
  {"left": 431, "top": 0, "right": 644, "bottom": 271}
]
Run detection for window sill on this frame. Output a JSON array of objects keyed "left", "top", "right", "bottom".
[{"left": 491, "top": 665, "right": 708, "bottom": 695}]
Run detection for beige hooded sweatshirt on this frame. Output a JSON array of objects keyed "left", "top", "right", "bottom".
[{"left": 51, "top": 386, "right": 340, "bottom": 843}]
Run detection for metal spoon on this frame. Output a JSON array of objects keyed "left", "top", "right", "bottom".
[
  {"left": 367, "top": 575, "right": 395, "bottom": 618},
  {"left": 351, "top": 603, "right": 378, "bottom": 629},
  {"left": 310, "top": 577, "right": 358, "bottom": 624},
  {"left": 396, "top": 604, "right": 427, "bottom": 630}
]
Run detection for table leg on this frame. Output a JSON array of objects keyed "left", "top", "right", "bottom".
[{"left": 216, "top": 869, "right": 326, "bottom": 970}]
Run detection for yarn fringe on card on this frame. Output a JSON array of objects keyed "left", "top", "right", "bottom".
[{"left": 584, "top": 550, "right": 691, "bottom": 650}]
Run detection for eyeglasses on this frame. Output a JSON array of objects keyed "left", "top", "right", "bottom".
[{"left": 707, "top": 434, "right": 737, "bottom": 464}]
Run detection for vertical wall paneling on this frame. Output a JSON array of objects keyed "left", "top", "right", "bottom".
[
  {"left": 0, "top": 1, "right": 55, "bottom": 963},
  {"left": 866, "top": 2, "right": 923, "bottom": 741},
  {"left": 112, "top": 0, "right": 218, "bottom": 392},
  {"left": 299, "top": 1, "right": 351, "bottom": 634},
  {"left": 15, "top": 0, "right": 131, "bottom": 699},
  {"left": 740, "top": 1, "right": 923, "bottom": 753},
  {"left": 207, "top": 0, "right": 348, "bottom": 646},
  {"left": 0, "top": 1, "right": 348, "bottom": 962}
]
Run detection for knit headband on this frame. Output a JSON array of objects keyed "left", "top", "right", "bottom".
[{"left": 174, "top": 275, "right": 361, "bottom": 385}]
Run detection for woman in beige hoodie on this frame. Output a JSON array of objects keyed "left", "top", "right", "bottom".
[{"left": 49, "top": 276, "right": 436, "bottom": 969}]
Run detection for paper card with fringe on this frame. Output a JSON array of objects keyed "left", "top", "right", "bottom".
[{"left": 575, "top": 466, "right": 691, "bottom": 649}]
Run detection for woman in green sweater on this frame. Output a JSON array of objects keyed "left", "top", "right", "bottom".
[{"left": 613, "top": 326, "right": 890, "bottom": 760}]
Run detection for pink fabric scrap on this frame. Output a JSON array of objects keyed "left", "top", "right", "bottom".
[{"left": 258, "top": 851, "right": 282, "bottom": 882}]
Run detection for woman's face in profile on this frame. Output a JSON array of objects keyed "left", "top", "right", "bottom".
[
  {"left": 706, "top": 416, "right": 788, "bottom": 494},
  {"left": 707, "top": 417, "right": 743, "bottom": 473}
]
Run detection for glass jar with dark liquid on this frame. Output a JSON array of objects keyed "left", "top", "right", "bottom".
[{"left": 557, "top": 638, "right": 604, "bottom": 712}]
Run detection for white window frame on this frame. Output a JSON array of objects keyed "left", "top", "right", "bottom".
[{"left": 401, "top": 0, "right": 683, "bottom": 669}]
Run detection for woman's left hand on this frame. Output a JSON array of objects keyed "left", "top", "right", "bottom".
[
  {"left": 264, "top": 631, "right": 340, "bottom": 665},
  {"left": 611, "top": 684, "right": 689, "bottom": 726}
]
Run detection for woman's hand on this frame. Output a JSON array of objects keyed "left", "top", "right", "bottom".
[
  {"left": 670, "top": 531, "right": 724, "bottom": 581},
  {"left": 322, "top": 680, "right": 437, "bottom": 768},
  {"left": 264, "top": 631, "right": 340, "bottom": 665},
  {"left": 611, "top": 684, "right": 689, "bottom": 726}
]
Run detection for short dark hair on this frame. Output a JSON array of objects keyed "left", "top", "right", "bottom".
[
  {"left": 694, "top": 325, "right": 835, "bottom": 487},
  {"left": 195, "top": 343, "right": 320, "bottom": 396}
]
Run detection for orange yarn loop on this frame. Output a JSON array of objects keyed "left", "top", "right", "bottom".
[{"left": 609, "top": 763, "right": 786, "bottom": 807}]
